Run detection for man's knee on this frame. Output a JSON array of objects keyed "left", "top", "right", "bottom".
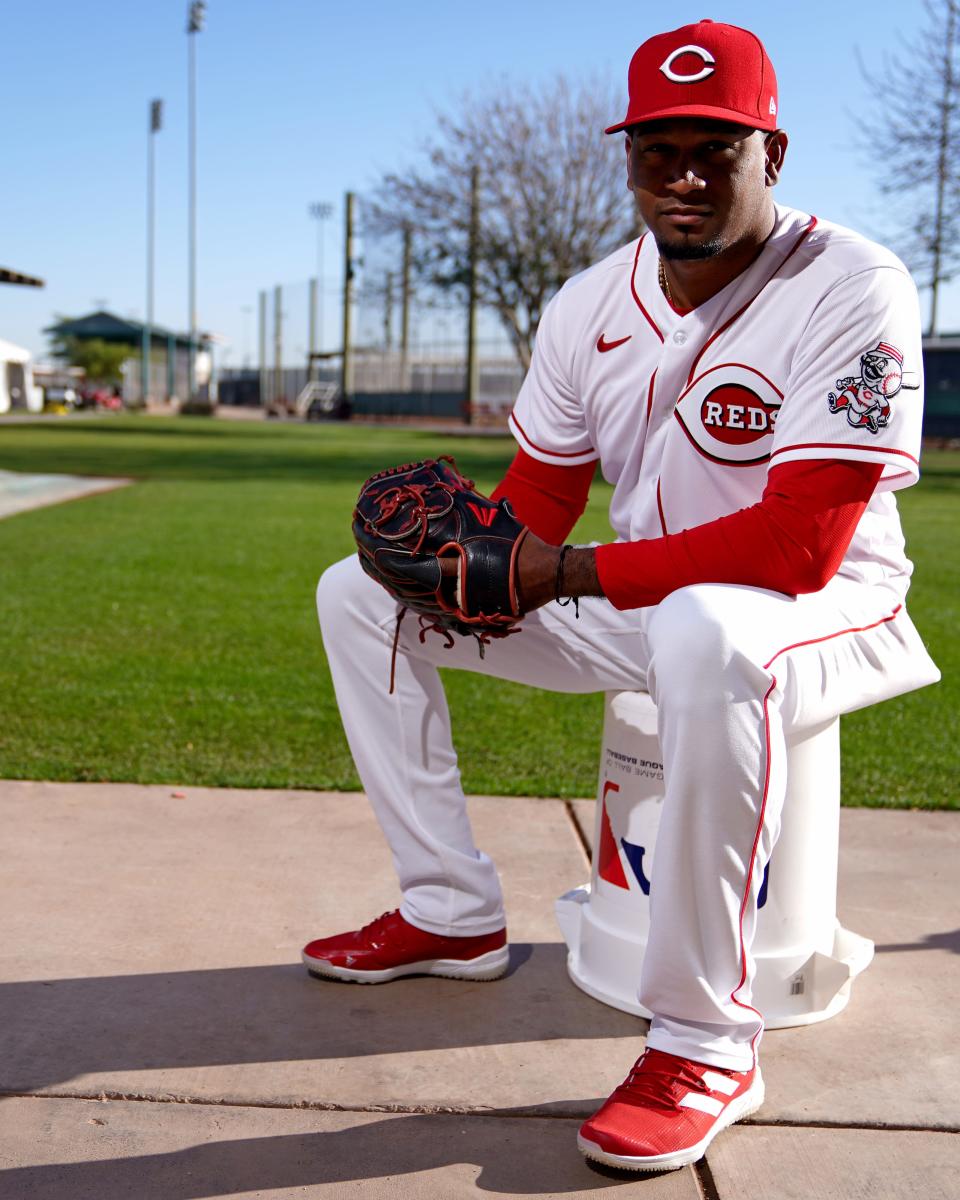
[
  {"left": 647, "top": 585, "right": 765, "bottom": 707},
  {"left": 648, "top": 585, "right": 731, "bottom": 661}
]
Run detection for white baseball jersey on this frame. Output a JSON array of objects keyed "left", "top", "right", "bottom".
[{"left": 509, "top": 204, "right": 924, "bottom": 595}]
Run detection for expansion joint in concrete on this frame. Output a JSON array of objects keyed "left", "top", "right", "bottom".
[
  {"left": 748, "top": 1116, "right": 960, "bottom": 1135},
  {"left": 693, "top": 1157, "right": 723, "bottom": 1200},
  {"left": 0, "top": 1091, "right": 569, "bottom": 1119},
  {"left": 6, "top": 1092, "right": 954, "bottom": 1135},
  {"left": 563, "top": 800, "right": 592, "bottom": 864}
]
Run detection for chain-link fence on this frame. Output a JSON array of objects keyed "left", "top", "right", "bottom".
[{"left": 222, "top": 194, "right": 526, "bottom": 422}]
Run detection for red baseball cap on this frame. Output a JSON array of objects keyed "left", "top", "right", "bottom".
[{"left": 606, "top": 20, "right": 779, "bottom": 134}]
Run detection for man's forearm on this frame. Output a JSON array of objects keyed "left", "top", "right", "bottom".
[
  {"left": 516, "top": 537, "right": 602, "bottom": 611},
  {"left": 516, "top": 458, "right": 883, "bottom": 614}
]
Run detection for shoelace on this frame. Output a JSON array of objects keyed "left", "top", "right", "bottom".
[
  {"left": 615, "top": 1053, "right": 720, "bottom": 1113},
  {"left": 357, "top": 911, "right": 397, "bottom": 949}
]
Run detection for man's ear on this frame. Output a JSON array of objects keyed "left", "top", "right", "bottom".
[
  {"left": 625, "top": 132, "right": 635, "bottom": 191},
  {"left": 765, "top": 130, "right": 788, "bottom": 186}
]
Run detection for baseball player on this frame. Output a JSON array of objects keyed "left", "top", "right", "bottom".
[{"left": 305, "top": 20, "right": 940, "bottom": 1172}]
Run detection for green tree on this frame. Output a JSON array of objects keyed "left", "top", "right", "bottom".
[
  {"left": 366, "top": 75, "right": 640, "bottom": 368},
  {"left": 860, "top": 0, "right": 960, "bottom": 333},
  {"left": 50, "top": 333, "right": 133, "bottom": 385}
]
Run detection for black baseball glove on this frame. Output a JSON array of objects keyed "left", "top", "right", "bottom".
[{"left": 352, "top": 457, "right": 530, "bottom": 666}]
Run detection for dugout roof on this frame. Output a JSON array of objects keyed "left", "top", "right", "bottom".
[{"left": 45, "top": 311, "right": 208, "bottom": 349}]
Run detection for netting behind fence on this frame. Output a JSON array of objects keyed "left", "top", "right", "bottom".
[{"left": 243, "top": 196, "right": 529, "bottom": 419}]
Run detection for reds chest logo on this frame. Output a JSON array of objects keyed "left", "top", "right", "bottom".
[{"left": 674, "top": 364, "right": 783, "bottom": 466}]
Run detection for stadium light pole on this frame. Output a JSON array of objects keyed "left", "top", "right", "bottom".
[
  {"left": 143, "top": 98, "right": 162, "bottom": 407},
  {"left": 241, "top": 304, "right": 253, "bottom": 368},
  {"left": 464, "top": 164, "right": 480, "bottom": 426},
  {"left": 186, "top": 1, "right": 206, "bottom": 403},
  {"left": 341, "top": 192, "right": 355, "bottom": 404},
  {"left": 309, "top": 202, "right": 333, "bottom": 354}
]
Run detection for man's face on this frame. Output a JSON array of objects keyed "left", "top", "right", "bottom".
[
  {"left": 861, "top": 353, "right": 886, "bottom": 386},
  {"left": 625, "top": 119, "right": 787, "bottom": 260}
]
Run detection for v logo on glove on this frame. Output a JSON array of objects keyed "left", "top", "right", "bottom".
[{"left": 467, "top": 503, "right": 498, "bottom": 527}]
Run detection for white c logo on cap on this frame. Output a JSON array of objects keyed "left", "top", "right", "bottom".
[{"left": 659, "top": 44, "right": 716, "bottom": 84}]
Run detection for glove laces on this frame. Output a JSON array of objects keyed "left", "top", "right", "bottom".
[{"left": 387, "top": 607, "right": 520, "bottom": 694}]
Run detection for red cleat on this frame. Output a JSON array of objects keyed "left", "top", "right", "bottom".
[
  {"left": 301, "top": 909, "right": 509, "bottom": 983},
  {"left": 578, "top": 1047, "right": 764, "bottom": 1171}
]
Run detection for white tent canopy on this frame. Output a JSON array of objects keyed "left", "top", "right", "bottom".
[
  {"left": 0, "top": 338, "right": 31, "bottom": 364},
  {"left": 0, "top": 337, "right": 41, "bottom": 413}
]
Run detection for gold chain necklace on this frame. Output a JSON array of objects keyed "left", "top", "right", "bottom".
[{"left": 658, "top": 258, "right": 673, "bottom": 305}]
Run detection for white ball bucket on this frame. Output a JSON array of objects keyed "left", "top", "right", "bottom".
[{"left": 555, "top": 691, "right": 874, "bottom": 1029}]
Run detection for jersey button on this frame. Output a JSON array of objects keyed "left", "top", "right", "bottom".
[{"left": 672, "top": 330, "right": 688, "bottom": 345}]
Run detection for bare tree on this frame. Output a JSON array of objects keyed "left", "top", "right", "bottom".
[
  {"left": 366, "top": 75, "right": 639, "bottom": 368},
  {"left": 859, "top": 0, "right": 959, "bottom": 334}
]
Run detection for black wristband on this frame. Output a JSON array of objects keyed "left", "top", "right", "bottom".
[{"left": 554, "top": 544, "right": 580, "bottom": 618}]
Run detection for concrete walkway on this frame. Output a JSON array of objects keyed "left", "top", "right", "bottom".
[
  {"left": 0, "top": 469, "right": 130, "bottom": 519},
  {"left": 0, "top": 780, "right": 957, "bottom": 1198}
]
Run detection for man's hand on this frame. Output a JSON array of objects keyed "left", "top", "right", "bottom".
[
  {"left": 440, "top": 530, "right": 603, "bottom": 613},
  {"left": 354, "top": 457, "right": 528, "bottom": 645}
]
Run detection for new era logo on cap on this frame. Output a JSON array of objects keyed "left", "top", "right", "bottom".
[{"left": 606, "top": 20, "right": 779, "bottom": 134}]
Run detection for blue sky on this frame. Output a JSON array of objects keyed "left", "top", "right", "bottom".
[{"left": 2, "top": 0, "right": 952, "bottom": 366}]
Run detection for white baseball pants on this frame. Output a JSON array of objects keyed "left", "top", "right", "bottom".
[{"left": 317, "top": 555, "right": 937, "bottom": 1069}]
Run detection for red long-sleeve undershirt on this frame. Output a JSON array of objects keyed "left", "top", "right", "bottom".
[{"left": 491, "top": 447, "right": 883, "bottom": 610}]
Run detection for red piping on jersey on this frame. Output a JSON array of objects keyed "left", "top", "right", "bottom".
[
  {"left": 630, "top": 234, "right": 665, "bottom": 343},
  {"left": 729, "top": 675, "right": 777, "bottom": 1067},
  {"left": 655, "top": 476, "right": 668, "bottom": 535},
  {"left": 509, "top": 410, "right": 598, "bottom": 460},
  {"left": 732, "top": 599, "right": 904, "bottom": 1066},
  {"left": 645, "top": 371, "right": 657, "bottom": 423},
  {"left": 665, "top": 293, "right": 693, "bottom": 317},
  {"left": 686, "top": 217, "right": 818, "bottom": 387},
  {"left": 769, "top": 442, "right": 919, "bottom": 468},
  {"left": 762, "top": 603, "right": 903, "bottom": 671}
]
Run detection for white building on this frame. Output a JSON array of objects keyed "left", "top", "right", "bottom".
[{"left": 0, "top": 338, "right": 42, "bottom": 414}]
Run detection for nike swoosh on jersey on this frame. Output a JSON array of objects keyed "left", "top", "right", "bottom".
[{"left": 596, "top": 333, "right": 632, "bottom": 353}]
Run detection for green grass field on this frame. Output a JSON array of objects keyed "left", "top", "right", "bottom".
[{"left": 0, "top": 415, "right": 955, "bottom": 806}]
